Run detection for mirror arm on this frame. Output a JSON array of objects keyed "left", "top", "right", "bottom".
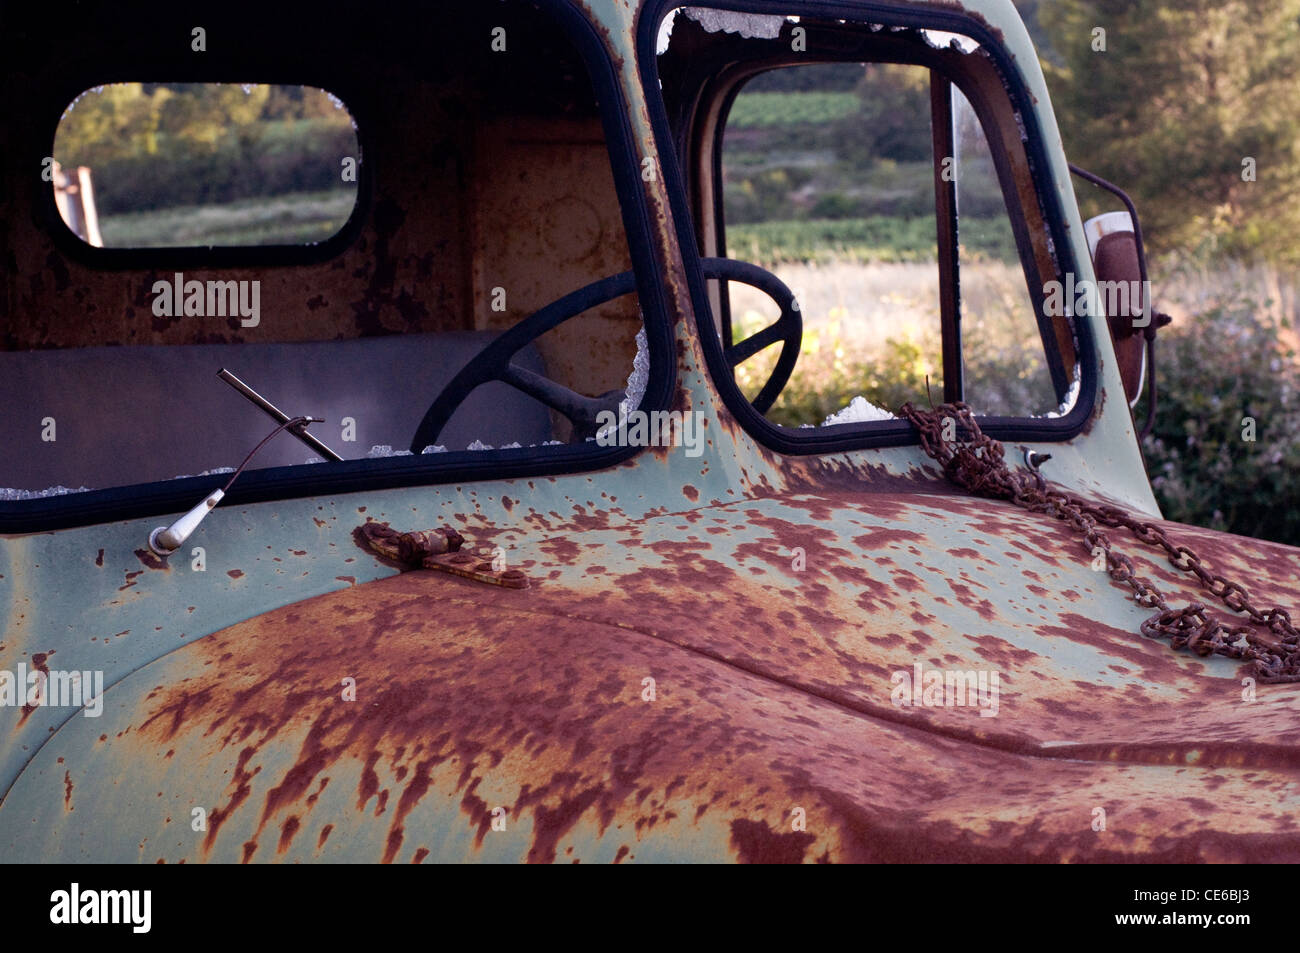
[{"left": 1069, "top": 164, "right": 1151, "bottom": 299}]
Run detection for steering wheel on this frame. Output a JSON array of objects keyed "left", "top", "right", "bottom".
[{"left": 408, "top": 257, "right": 802, "bottom": 453}]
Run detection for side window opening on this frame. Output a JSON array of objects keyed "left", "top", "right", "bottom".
[
  {"left": 951, "top": 85, "right": 1064, "bottom": 417},
  {"left": 2, "top": 0, "right": 652, "bottom": 504},
  {"left": 658, "top": 7, "right": 1077, "bottom": 433},
  {"left": 722, "top": 62, "right": 945, "bottom": 424}
]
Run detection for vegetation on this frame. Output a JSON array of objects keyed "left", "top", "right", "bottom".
[
  {"left": 722, "top": 60, "right": 1057, "bottom": 432},
  {"left": 723, "top": 63, "right": 950, "bottom": 227},
  {"left": 728, "top": 258, "right": 1059, "bottom": 425},
  {"left": 727, "top": 216, "right": 1018, "bottom": 265},
  {"left": 98, "top": 190, "right": 356, "bottom": 247},
  {"left": 54, "top": 83, "right": 358, "bottom": 244},
  {"left": 1026, "top": 0, "right": 1300, "bottom": 542},
  {"left": 727, "top": 91, "right": 861, "bottom": 129},
  {"left": 1036, "top": 0, "right": 1300, "bottom": 265},
  {"left": 1137, "top": 258, "right": 1300, "bottom": 544}
]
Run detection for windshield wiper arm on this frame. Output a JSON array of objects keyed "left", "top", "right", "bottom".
[
  {"left": 217, "top": 367, "right": 343, "bottom": 462},
  {"left": 148, "top": 413, "right": 324, "bottom": 556}
]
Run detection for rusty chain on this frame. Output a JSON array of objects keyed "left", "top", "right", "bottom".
[{"left": 898, "top": 401, "right": 1300, "bottom": 683}]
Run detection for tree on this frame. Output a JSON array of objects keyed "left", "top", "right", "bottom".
[
  {"left": 832, "top": 63, "right": 932, "bottom": 165},
  {"left": 1039, "top": 0, "right": 1300, "bottom": 264}
]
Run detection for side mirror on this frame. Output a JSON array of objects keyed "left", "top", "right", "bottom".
[
  {"left": 1084, "top": 211, "right": 1147, "bottom": 407},
  {"left": 1070, "top": 166, "right": 1172, "bottom": 440}
]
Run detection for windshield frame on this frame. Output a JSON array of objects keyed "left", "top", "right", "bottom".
[{"left": 640, "top": 0, "right": 1098, "bottom": 453}]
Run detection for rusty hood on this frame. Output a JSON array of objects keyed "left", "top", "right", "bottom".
[{"left": 4, "top": 488, "right": 1300, "bottom": 862}]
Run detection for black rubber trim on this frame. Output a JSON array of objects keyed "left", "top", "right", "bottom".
[
  {"left": 0, "top": 0, "right": 676, "bottom": 534},
  {"left": 639, "top": 0, "right": 1097, "bottom": 454},
  {"left": 0, "top": 444, "right": 631, "bottom": 533}
]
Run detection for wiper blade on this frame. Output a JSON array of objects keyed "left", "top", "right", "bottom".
[{"left": 217, "top": 367, "right": 343, "bottom": 462}]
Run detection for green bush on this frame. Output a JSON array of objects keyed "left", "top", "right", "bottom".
[
  {"left": 754, "top": 333, "right": 1054, "bottom": 428},
  {"left": 758, "top": 336, "right": 937, "bottom": 427},
  {"left": 1138, "top": 282, "right": 1300, "bottom": 545},
  {"left": 88, "top": 119, "right": 357, "bottom": 215}
]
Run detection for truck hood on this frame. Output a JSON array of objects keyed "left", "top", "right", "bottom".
[{"left": 4, "top": 488, "right": 1300, "bottom": 862}]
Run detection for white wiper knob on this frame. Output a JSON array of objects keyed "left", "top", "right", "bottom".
[
  {"left": 148, "top": 489, "right": 225, "bottom": 556},
  {"left": 144, "top": 410, "right": 321, "bottom": 557}
]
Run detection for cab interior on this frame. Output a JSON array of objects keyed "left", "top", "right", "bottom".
[
  {"left": 0, "top": 0, "right": 1079, "bottom": 507},
  {"left": 0, "top": 0, "right": 644, "bottom": 494}
]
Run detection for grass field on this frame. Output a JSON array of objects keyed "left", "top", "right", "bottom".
[
  {"left": 726, "top": 216, "right": 1019, "bottom": 264},
  {"left": 727, "top": 91, "right": 861, "bottom": 129},
  {"left": 722, "top": 245, "right": 1300, "bottom": 432},
  {"left": 98, "top": 188, "right": 356, "bottom": 247},
  {"left": 724, "top": 256, "right": 1060, "bottom": 424}
]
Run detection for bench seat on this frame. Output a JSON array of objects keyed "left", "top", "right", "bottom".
[{"left": 0, "top": 332, "right": 552, "bottom": 491}]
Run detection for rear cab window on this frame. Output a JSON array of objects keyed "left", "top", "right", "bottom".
[{"left": 53, "top": 83, "right": 361, "bottom": 249}]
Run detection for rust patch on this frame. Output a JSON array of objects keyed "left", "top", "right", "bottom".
[
  {"left": 17, "top": 651, "right": 53, "bottom": 725},
  {"left": 729, "top": 818, "right": 816, "bottom": 864},
  {"left": 134, "top": 548, "right": 169, "bottom": 572},
  {"left": 277, "top": 816, "right": 301, "bottom": 854},
  {"left": 110, "top": 550, "right": 1300, "bottom": 864}
]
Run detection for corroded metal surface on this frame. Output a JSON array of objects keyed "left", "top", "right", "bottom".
[{"left": 5, "top": 489, "right": 1300, "bottom": 862}]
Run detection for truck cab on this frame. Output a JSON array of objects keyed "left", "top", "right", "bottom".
[{"left": 2, "top": 0, "right": 1297, "bottom": 862}]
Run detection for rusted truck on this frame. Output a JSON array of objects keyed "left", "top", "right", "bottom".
[{"left": 2, "top": 0, "right": 1298, "bottom": 864}]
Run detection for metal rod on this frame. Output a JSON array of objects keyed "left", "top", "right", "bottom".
[
  {"left": 217, "top": 368, "right": 344, "bottom": 462},
  {"left": 930, "top": 73, "right": 963, "bottom": 404}
]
